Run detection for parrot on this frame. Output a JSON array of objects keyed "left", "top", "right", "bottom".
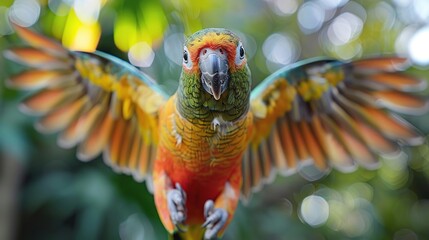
[{"left": 4, "top": 24, "right": 429, "bottom": 240}]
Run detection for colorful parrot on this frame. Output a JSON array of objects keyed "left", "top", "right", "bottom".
[{"left": 4, "top": 24, "right": 428, "bottom": 240}]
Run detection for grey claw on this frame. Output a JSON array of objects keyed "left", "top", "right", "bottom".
[
  {"left": 167, "top": 183, "right": 187, "bottom": 227},
  {"left": 204, "top": 200, "right": 214, "bottom": 219},
  {"left": 202, "top": 200, "right": 228, "bottom": 240}
]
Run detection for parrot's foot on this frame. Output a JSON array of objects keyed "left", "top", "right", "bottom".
[
  {"left": 167, "top": 183, "right": 187, "bottom": 231},
  {"left": 202, "top": 200, "right": 228, "bottom": 240}
]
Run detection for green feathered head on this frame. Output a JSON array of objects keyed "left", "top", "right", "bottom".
[{"left": 177, "top": 28, "right": 251, "bottom": 122}]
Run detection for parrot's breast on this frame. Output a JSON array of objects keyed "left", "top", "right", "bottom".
[
  {"left": 158, "top": 96, "right": 252, "bottom": 174},
  {"left": 155, "top": 95, "right": 252, "bottom": 223}
]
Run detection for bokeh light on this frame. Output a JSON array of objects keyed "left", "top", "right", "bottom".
[
  {"left": 413, "top": 0, "right": 429, "bottom": 22},
  {"left": 73, "top": 0, "right": 102, "bottom": 24},
  {"left": 265, "top": 0, "right": 299, "bottom": 16},
  {"left": 128, "top": 42, "right": 155, "bottom": 68},
  {"left": 408, "top": 26, "right": 429, "bottom": 66},
  {"left": 373, "top": 2, "right": 396, "bottom": 29},
  {"left": 164, "top": 33, "right": 185, "bottom": 66},
  {"left": 380, "top": 152, "right": 410, "bottom": 189},
  {"left": 298, "top": 2, "right": 325, "bottom": 34},
  {"left": 302, "top": 184, "right": 377, "bottom": 237},
  {"left": 395, "top": 25, "right": 416, "bottom": 56},
  {"left": 8, "top": 0, "right": 40, "bottom": 27},
  {"left": 341, "top": 210, "right": 372, "bottom": 237},
  {"left": 300, "top": 195, "right": 329, "bottom": 227},
  {"left": 327, "top": 12, "right": 363, "bottom": 46},
  {"left": 119, "top": 214, "right": 155, "bottom": 240},
  {"left": 61, "top": 9, "right": 101, "bottom": 51},
  {"left": 315, "top": 0, "right": 349, "bottom": 10},
  {"left": 393, "top": 0, "right": 411, "bottom": 7},
  {"left": 262, "top": 33, "right": 300, "bottom": 71}
]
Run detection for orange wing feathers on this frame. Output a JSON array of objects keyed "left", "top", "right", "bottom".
[
  {"left": 6, "top": 24, "right": 166, "bottom": 184},
  {"left": 243, "top": 57, "right": 428, "bottom": 198}
]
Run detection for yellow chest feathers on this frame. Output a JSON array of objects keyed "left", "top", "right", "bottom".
[{"left": 159, "top": 97, "right": 253, "bottom": 171}]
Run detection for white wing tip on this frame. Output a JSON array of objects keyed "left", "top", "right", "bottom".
[
  {"left": 19, "top": 103, "right": 43, "bottom": 116},
  {"left": 132, "top": 172, "right": 145, "bottom": 182},
  {"left": 57, "top": 136, "right": 77, "bottom": 149},
  {"left": 333, "top": 162, "right": 358, "bottom": 173},
  {"left": 34, "top": 122, "right": 56, "bottom": 134},
  {"left": 76, "top": 150, "right": 95, "bottom": 162}
]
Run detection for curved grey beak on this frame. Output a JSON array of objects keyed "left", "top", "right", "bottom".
[{"left": 199, "top": 48, "right": 229, "bottom": 100}]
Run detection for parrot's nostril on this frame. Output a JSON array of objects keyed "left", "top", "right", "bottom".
[
  {"left": 219, "top": 49, "right": 223, "bottom": 54},
  {"left": 203, "top": 49, "right": 207, "bottom": 55}
]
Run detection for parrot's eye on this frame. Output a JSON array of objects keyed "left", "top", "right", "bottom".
[
  {"left": 183, "top": 50, "right": 189, "bottom": 63},
  {"left": 235, "top": 42, "right": 246, "bottom": 66},
  {"left": 183, "top": 46, "right": 193, "bottom": 69},
  {"left": 239, "top": 46, "right": 245, "bottom": 59}
]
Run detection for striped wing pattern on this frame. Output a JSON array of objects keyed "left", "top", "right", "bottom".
[
  {"left": 5, "top": 25, "right": 167, "bottom": 184},
  {"left": 242, "top": 57, "right": 428, "bottom": 198}
]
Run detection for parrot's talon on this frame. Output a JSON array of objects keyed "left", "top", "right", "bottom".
[
  {"left": 202, "top": 200, "right": 228, "bottom": 240},
  {"left": 204, "top": 200, "right": 215, "bottom": 219},
  {"left": 167, "top": 183, "right": 187, "bottom": 228}
]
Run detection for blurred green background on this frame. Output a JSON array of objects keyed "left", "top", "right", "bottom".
[{"left": 2, "top": 0, "right": 429, "bottom": 239}]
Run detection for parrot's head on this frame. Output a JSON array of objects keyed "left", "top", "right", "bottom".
[{"left": 178, "top": 28, "right": 251, "bottom": 121}]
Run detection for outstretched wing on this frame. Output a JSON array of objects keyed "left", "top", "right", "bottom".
[
  {"left": 242, "top": 57, "right": 428, "bottom": 198},
  {"left": 4, "top": 24, "right": 168, "bottom": 184}
]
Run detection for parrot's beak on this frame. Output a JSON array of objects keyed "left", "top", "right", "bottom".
[{"left": 199, "top": 48, "right": 229, "bottom": 100}]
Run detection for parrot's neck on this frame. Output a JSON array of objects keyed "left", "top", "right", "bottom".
[{"left": 177, "top": 70, "right": 251, "bottom": 124}]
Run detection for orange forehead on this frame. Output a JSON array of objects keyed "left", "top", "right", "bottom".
[{"left": 185, "top": 31, "right": 242, "bottom": 72}]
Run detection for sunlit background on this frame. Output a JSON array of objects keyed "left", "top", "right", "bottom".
[{"left": 1, "top": 0, "right": 429, "bottom": 239}]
